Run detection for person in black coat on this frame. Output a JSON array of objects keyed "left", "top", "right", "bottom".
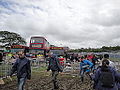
[
  {"left": 9, "top": 51, "right": 31, "bottom": 90},
  {"left": 47, "top": 53, "right": 63, "bottom": 90},
  {"left": 0, "top": 52, "right": 3, "bottom": 63}
]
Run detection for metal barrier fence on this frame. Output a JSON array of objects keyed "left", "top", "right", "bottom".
[
  {"left": 113, "top": 61, "right": 120, "bottom": 71},
  {"left": 63, "top": 61, "right": 120, "bottom": 73},
  {"left": 0, "top": 62, "right": 12, "bottom": 79},
  {"left": 30, "top": 59, "right": 46, "bottom": 68},
  {"left": 0, "top": 55, "right": 120, "bottom": 84},
  {"left": 109, "top": 54, "right": 120, "bottom": 59},
  {"left": 0, "top": 59, "right": 46, "bottom": 80}
]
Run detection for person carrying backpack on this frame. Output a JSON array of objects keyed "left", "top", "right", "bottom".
[
  {"left": 93, "top": 59, "right": 120, "bottom": 90},
  {"left": 47, "top": 53, "right": 63, "bottom": 90},
  {"left": 116, "top": 73, "right": 120, "bottom": 90}
]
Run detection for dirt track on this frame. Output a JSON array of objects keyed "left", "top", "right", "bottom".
[{"left": 0, "top": 70, "right": 93, "bottom": 90}]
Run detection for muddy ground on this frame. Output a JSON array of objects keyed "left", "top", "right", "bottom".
[{"left": 0, "top": 70, "right": 93, "bottom": 90}]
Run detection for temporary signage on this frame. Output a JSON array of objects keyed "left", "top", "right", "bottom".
[
  {"left": 50, "top": 47, "right": 64, "bottom": 50},
  {"left": 11, "top": 45, "right": 25, "bottom": 49}
]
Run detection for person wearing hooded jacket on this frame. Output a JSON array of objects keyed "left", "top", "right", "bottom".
[
  {"left": 93, "top": 59, "right": 120, "bottom": 90},
  {"left": 116, "top": 73, "right": 120, "bottom": 90},
  {"left": 47, "top": 53, "right": 63, "bottom": 90}
]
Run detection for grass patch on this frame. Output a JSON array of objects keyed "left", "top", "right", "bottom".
[
  {"left": 32, "top": 66, "right": 47, "bottom": 72},
  {"left": 3, "top": 76, "right": 16, "bottom": 84},
  {"left": 0, "top": 64, "right": 11, "bottom": 78}
]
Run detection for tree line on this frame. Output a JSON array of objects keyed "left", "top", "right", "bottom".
[
  {"left": 69, "top": 46, "right": 120, "bottom": 52},
  {"left": 0, "top": 31, "right": 26, "bottom": 47}
]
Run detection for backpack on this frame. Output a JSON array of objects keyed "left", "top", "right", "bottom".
[
  {"left": 99, "top": 68, "right": 115, "bottom": 88},
  {"left": 50, "top": 57, "right": 57, "bottom": 68}
]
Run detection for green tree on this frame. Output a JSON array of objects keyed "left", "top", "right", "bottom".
[{"left": 0, "top": 31, "right": 26, "bottom": 47}]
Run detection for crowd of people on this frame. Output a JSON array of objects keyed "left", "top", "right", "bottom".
[
  {"left": 75, "top": 53, "right": 120, "bottom": 90},
  {"left": 45, "top": 53, "right": 120, "bottom": 90},
  {"left": 1, "top": 51, "right": 120, "bottom": 90},
  {"left": 91, "top": 54, "right": 120, "bottom": 90}
]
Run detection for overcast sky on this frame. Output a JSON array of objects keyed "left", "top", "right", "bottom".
[{"left": 0, "top": 0, "right": 120, "bottom": 49}]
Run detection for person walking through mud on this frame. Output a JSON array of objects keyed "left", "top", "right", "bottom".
[
  {"left": 8, "top": 51, "right": 31, "bottom": 90},
  {"left": 0, "top": 52, "right": 3, "bottom": 64},
  {"left": 80, "top": 55, "right": 93, "bottom": 82},
  {"left": 47, "top": 52, "right": 63, "bottom": 90}
]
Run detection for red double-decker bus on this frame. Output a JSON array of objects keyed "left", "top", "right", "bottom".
[{"left": 29, "top": 36, "right": 50, "bottom": 58}]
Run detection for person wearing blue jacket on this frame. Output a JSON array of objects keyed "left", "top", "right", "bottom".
[
  {"left": 80, "top": 56, "right": 93, "bottom": 82},
  {"left": 93, "top": 59, "right": 120, "bottom": 90},
  {"left": 9, "top": 51, "right": 31, "bottom": 90}
]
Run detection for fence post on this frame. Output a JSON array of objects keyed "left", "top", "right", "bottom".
[{"left": 0, "top": 62, "right": 5, "bottom": 85}]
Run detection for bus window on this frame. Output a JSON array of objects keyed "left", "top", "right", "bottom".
[{"left": 31, "top": 38, "right": 43, "bottom": 43}]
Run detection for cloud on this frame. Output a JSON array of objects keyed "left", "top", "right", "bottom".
[{"left": 1, "top": 0, "right": 120, "bottom": 49}]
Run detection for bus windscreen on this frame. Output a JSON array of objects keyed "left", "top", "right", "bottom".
[{"left": 31, "top": 38, "right": 43, "bottom": 43}]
